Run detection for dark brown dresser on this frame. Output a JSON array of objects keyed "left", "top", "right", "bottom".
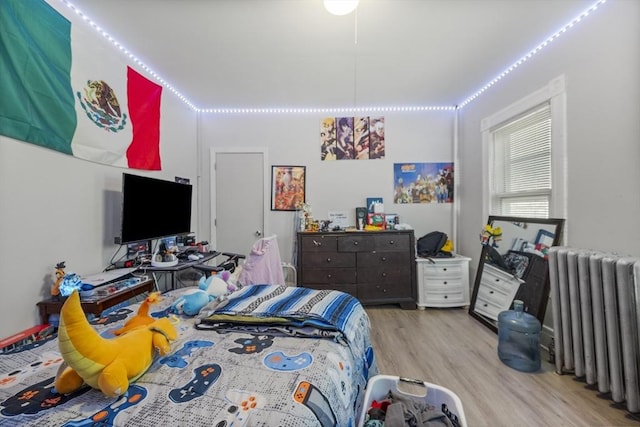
[{"left": 297, "top": 230, "right": 417, "bottom": 309}]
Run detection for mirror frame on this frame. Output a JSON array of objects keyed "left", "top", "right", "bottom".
[{"left": 469, "top": 215, "right": 565, "bottom": 332}]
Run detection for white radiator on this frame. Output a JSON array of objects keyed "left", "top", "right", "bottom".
[{"left": 549, "top": 247, "right": 640, "bottom": 412}]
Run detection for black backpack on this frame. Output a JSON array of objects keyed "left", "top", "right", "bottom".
[{"left": 417, "top": 231, "right": 450, "bottom": 258}]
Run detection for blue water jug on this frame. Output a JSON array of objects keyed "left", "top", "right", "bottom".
[{"left": 498, "top": 300, "right": 541, "bottom": 372}]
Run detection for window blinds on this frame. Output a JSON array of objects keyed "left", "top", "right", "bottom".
[{"left": 492, "top": 103, "right": 551, "bottom": 218}]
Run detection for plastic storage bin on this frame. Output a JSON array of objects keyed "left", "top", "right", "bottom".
[{"left": 358, "top": 375, "right": 467, "bottom": 427}]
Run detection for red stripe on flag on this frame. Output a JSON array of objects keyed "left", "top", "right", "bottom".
[{"left": 126, "top": 67, "right": 162, "bottom": 170}]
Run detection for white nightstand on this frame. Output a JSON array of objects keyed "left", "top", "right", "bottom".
[{"left": 416, "top": 255, "right": 471, "bottom": 308}]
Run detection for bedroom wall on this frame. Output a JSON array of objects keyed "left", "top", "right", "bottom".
[
  {"left": 197, "top": 110, "right": 456, "bottom": 264},
  {"left": 457, "top": 1, "right": 640, "bottom": 290},
  {"left": 0, "top": 49, "right": 199, "bottom": 340}
]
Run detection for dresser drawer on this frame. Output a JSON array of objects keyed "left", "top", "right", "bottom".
[
  {"left": 357, "top": 251, "right": 410, "bottom": 267},
  {"left": 302, "top": 252, "right": 355, "bottom": 268},
  {"left": 299, "top": 235, "right": 338, "bottom": 252},
  {"left": 359, "top": 282, "right": 413, "bottom": 300},
  {"left": 301, "top": 268, "right": 357, "bottom": 284},
  {"left": 358, "top": 268, "right": 409, "bottom": 285},
  {"left": 338, "top": 235, "right": 374, "bottom": 252},
  {"left": 371, "top": 233, "right": 410, "bottom": 251}
]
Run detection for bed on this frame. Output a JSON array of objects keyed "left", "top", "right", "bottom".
[{"left": 0, "top": 284, "right": 377, "bottom": 426}]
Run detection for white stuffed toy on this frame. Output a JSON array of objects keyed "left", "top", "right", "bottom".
[{"left": 170, "top": 271, "right": 235, "bottom": 316}]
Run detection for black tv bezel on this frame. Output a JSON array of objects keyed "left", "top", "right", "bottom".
[{"left": 120, "top": 173, "right": 193, "bottom": 244}]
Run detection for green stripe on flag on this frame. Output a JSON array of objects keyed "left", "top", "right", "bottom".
[{"left": 0, "top": 0, "right": 76, "bottom": 154}]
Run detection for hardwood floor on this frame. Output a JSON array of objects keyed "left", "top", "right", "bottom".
[{"left": 365, "top": 306, "right": 640, "bottom": 427}]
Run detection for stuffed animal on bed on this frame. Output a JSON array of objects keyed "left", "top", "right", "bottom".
[
  {"left": 170, "top": 271, "right": 235, "bottom": 316},
  {"left": 113, "top": 291, "right": 163, "bottom": 336},
  {"left": 54, "top": 290, "right": 177, "bottom": 398}
]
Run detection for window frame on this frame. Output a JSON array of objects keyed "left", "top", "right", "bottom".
[{"left": 481, "top": 75, "right": 567, "bottom": 227}]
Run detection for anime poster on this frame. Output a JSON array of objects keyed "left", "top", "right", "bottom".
[
  {"left": 320, "top": 116, "right": 385, "bottom": 160},
  {"left": 320, "top": 118, "right": 337, "bottom": 161},
  {"left": 271, "top": 165, "right": 306, "bottom": 211},
  {"left": 393, "top": 162, "right": 454, "bottom": 204}
]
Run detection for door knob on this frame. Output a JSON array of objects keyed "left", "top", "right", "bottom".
[{"left": 255, "top": 230, "right": 262, "bottom": 237}]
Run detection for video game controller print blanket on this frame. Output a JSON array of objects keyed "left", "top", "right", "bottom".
[{"left": 0, "top": 285, "right": 377, "bottom": 426}]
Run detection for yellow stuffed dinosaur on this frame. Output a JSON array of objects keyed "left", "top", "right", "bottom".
[{"left": 54, "top": 291, "right": 177, "bottom": 397}]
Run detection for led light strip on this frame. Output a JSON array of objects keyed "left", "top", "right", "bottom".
[
  {"left": 57, "top": 0, "right": 197, "bottom": 111},
  {"left": 60, "top": 0, "right": 607, "bottom": 114},
  {"left": 457, "top": 0, "right": 607, "bottom": 108}
]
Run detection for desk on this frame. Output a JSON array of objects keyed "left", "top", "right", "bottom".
[
  {"left": 36, "top": 279, "right": 155, "bottom": 325},
  {"left": 139, "top": 251, "right": 221, "bottom": 291}
]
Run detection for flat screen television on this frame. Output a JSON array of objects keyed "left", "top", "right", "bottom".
[{"left": 120, "top": 173, "right": 193, "bottom": 244}]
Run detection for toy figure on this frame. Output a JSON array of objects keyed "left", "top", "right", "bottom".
[{"left": 51, "top": 261, "right": 66, "bottom": 300}]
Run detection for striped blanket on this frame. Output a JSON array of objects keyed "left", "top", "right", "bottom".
[{"left": 196, "top": 285, "right": 366, "bottom": 345}]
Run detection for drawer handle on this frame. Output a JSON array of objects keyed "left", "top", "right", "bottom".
[
  {"left": 489, "top": 290, "right": 494, "bottom": 294},
  {"left": 389, "top": 240, "right": 395, "bottom": 245},
  {"left": 381, "top": 256, "right": 387, "bottom": 262},
  {"left": 313, "top": 240, "right": 322, "bottom": 247},
  {"left": 483, "top": 303, "right": 488, "bottom": 307},
  {"left": 353, "top": 241, "right": 359, "bottom": 246},
  {"left": 443, "top": 281, "right": 448, "bottom": 285},
  {"left": 444, "top": 295, "right": 448, "bottom": 299},
  {"left": 327, "top": 273, "right": 332, "bottom": 278},
  {"left": 326, "top": 257, "right": 332, "bottom": 263},
  {"left": 443, "top": 268, "right": 447, "bottom": 271},
  {"left": 382, "top": 272, "right": 387, "bottom": 277}
]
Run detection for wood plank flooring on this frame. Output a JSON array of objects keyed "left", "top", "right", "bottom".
[{"left": 365, "top": 306, "right": 640, "bottom": 427}]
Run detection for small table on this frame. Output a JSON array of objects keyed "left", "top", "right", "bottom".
[
  {"left": 36, "top": 279, "right": 155, "bottom": 325},
  {"left": 139, "top": 251, "right": 221, "bottom": 291}
]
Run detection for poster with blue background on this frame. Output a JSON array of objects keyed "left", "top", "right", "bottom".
[{"left": 393, "top": 162, "right": 454, "bottom": 204}]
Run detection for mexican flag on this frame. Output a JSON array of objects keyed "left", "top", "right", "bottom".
[{"left": 0, "top": 0, "right": 162, "bottom": 170}]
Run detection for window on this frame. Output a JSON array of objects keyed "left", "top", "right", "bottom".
[
  {"left": 481, "top": 76, "right": 567, "bottom": 222},
  {"left": 491, "top": 104, "right": 551, "bottom": 218}
]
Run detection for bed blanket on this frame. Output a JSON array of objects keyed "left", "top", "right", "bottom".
[
  {"left": 0, "top": 285, "right": 377, "bottom": 427},
  {"left": 197, "top": 284, "right": 366, "bottom": 345}
]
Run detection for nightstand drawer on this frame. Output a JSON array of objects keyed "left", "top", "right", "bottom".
[
  {"left": 422, "top": 289, "right": 465, "bottom": 305},
  {"left": 421, "top": 263, "right": 465, "bottom": 279}
]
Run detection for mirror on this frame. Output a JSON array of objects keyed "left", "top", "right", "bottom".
[{"left": 469, "top": 215, "right": 565, "bottom": 332}]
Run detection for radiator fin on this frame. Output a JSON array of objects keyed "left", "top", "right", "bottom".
[{"left": 549, "top": 247, "right": 640, "bottom": 413}]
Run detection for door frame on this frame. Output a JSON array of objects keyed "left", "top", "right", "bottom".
[{"left": 209, "top": 147, "right": 269, "bottom": 249}]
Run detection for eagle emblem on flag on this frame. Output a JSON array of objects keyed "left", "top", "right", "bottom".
[{"left": 76, "top": 80, "right": 128, "bottom": 132}]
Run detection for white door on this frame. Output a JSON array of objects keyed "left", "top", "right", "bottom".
[{"left": 211, "top": 149, "right": 267, "bottom": 257}]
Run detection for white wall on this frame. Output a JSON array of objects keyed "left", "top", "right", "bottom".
[
  {"left": 457, "top": 1, "right": 640, "bottom": 290},
  {"left": 0, "top": 80, "right": 198, "bottom": 339},
  {"left": 198, "top": 110, "right": 456, "bottom": 264}
]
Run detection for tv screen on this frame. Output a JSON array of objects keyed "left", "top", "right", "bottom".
[{"left": 120, "top": 173, "right": 193, "bottom": 244}]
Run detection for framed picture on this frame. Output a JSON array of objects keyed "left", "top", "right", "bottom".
[{"left": 271, "top": 165, "right": 306, "bottom": 211}]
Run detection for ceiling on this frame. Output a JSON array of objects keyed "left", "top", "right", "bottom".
[{"left": 63, "top": 0, "right": 601, "bottom": 110}]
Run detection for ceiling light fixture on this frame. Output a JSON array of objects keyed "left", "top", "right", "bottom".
[{"left": 323, "top": 0, "right": 359, "bottom": 16}]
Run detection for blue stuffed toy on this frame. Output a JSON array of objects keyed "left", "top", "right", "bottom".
[{"left": 170, "top": 271, "right": 234, "bottom": 316}]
